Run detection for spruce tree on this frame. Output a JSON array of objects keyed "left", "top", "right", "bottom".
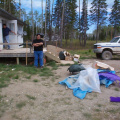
[
  {"left": 90, "top": 0, "right": 108, "bottom": 42},
  {"left": 109, "top": 0, "right": 120, "bottom": 36},
  {"left": 80, "top": 0, "right": 89, "bottom": 46}
]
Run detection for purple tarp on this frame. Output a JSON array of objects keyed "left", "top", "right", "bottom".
[
  {"left": 98, "top": 72, "right": 120, "bottom": 84},
  {"left": 110, "top": 97, "right": 120, "bottom": 102}
]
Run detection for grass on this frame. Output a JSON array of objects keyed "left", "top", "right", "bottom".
[
  {"left": 25, "top": 75, "right": 31, "bottom": 79},
  {"left": 68, "top": 49, "right": 95, "bottom": 59},
  {"left": 26, "top": 94, "right": 36, "bottom": 100},
  {"left": 83, "top": 113, "right": 92, "bottom": 119},
  {"left": 97, "top": 104, "right": 103, "bottom": 107},
  {"left": 39, "top": 67, "right": 54, "bottom": 77},
  {"left": 33, "top": 79, "right": 39, "bottom": 82},
  {"left": 47, "top": 61, "right": 59, "bottom": 70},
  {"left": 13, "top": 75, "right": 19, "bottom": 79},
  {"left": 16, "top": 101, "right": 26, "bottom": 109},
  {"left": 0, "top": 62, "right": 58, "bottom": 88},
  {"left": 94, "top": 108, "right": 101, "bottom": 112},
  {"left": 114, "top": 88, "right": 119, "bottom": 91},
  {"left": 0, "top": 95, "right": 8, "bottom": 118}
]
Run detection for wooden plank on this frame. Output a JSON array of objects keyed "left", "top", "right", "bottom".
[
  {"left": 45, "top": 52, "right": 60, "bottom": 63},
  {"left": 47, "top": 45, "right": 63, "bottom": 57},
  {"left": 60, "top": 60, "right": 74, "bottom": 64},
  {"left": 0, "top": 53, "right": 34, "bottom": 57},
  {"left": 0, "top": 43, "right": 32, "bottom": 45}
]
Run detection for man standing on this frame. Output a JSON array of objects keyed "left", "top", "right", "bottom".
[
  {"left": 2, "top": 24, "right": 16, "bottom": 49},
  {"left": 32, "top": 33, "right": 44, "bottom": 68}
]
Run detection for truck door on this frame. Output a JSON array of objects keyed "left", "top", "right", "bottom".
[{"left": 7, "top": 20, "right": 17, "bottom": 49}]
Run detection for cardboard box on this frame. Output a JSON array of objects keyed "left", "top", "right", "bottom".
[{"left": 65, "top": 56, "right": 73, "bottom": 61}]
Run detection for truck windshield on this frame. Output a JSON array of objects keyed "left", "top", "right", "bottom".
[{"left": 110, "top": 37, "right": 120, "bottom": 43}]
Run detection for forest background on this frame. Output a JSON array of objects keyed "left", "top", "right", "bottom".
[{"left": 0, "top": 0, "right": 120, "bottom": 49}]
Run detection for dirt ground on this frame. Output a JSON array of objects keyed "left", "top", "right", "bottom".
[{"left": 0, "top": 59, "right": 120, "bottom": 120}]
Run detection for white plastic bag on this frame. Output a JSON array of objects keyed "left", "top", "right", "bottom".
[{"left": 70, "top": 67, "right": 101, "bottom": 93}]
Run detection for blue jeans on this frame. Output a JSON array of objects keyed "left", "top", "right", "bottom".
[
  {"left": 34, "top": 51, "right": 44, "bottom": 67},
  {"left": 3, "top": 35, "right": 10, "bottom": 49}
]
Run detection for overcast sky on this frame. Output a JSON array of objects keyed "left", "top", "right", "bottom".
[{"left": 15, "top": 0, "right": 114, "bottom": 33}]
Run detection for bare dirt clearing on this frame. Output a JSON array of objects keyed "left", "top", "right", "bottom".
[{"left": 0, "top": 59, "right": 120, "bottom": 120}]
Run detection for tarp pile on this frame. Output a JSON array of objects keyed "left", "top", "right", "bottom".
[{"left": 59, "top": 61, "right": 120, "bottom": 99}]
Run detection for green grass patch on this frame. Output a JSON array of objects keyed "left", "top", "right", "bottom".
[
  {"left": 16, "top": 101, "right": 26, "bottom": 109},
  {"left": 47, "top": 61, "right": 59, "bottom": 70},
  {"left": 13, "top": 75, "right": 19, "bottom": 79},
  {"left": 0, "top": 63, "right": 57, "bottom": 89},
  {"left": 107, "top": 108, "right": 120, "bottom": 114},
  {"left": 33, "top": 79, "right": 39, "bottom": 82},
  {"left": 114, "top": 88, "right": 119, "bottom": 91},
  {"left": 26, "top": 95, "right": 36, "bottom": 100},
  {"left": 40, "top": 67, "right": 54, "bottom": 77},
  {"left": 68, "top": 49, "right": 95, "bottom": 60},
  {"left": 0, "top": 74, "right": 10, "bottom": 88},
  {"left": 94, "top": 108, "right": 101, "bottom": 112},
  {"left": 83, "top": 113, "right": 92, "bottom": 119},
  {"left": 97, "top": 104, "right": 103, "bottom": 107},
  {"left": 60, "top": 63, "right": 71, "bottom": 66},
  {"left": 0, "top": 96, "right": 8, "bottom": 118},
  {"left": 25, "top": 75, "right": 31, "bottom": 79}
]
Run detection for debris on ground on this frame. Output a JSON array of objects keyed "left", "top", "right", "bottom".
[
  {"left": 110, "top": 97, "right": 120, "bottom": 102},
  {"left": 67, "top": 64, "right": 85, "bottom": 74},
  {"left": 73, "top": 54, "right": 80, "bottom": 62},
  {"left": 92, "top": 61, "right": 114, "bottom": 71},
  {"left": 45, "top": 45, "right": 78, "bottom": 64},
  {"left": 59, "top": 61, "right": 120, "bottom": 99}
]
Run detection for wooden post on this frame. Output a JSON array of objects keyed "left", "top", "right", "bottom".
[
  {"left": 26, "top": 41, "right": 28, "bottom": 66},
  {"left": 16, "top": 57, "right": 19, "bottom": 65}
]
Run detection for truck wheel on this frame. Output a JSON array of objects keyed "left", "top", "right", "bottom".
[
  {"left": 102, "top": 51, "right": 112, "bottom": 60},
  {"left": 96, "top": 53, "right": 101, "bottom": 58}
]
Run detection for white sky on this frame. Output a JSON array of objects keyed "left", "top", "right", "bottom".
[{"left": 15, "top": 0, "right": 114, "bottom": 33}]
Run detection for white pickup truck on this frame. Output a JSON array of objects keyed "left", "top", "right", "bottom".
[{"left": 93, "top": 36, "right": 120, "bottom": 60}]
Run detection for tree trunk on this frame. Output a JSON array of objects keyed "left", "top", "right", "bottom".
[
  {"left": 4, "top": 0, "right": 6, "bottom": 10},
  {"left": 9, "top": 0, "right": 11, "bottom": 13},
  {"left": 31, "top": 0, "right": 34, "bottom": 41},
  {"left": 51, "top": 0, "right": 54, "bottom": 40},
  {"left": 45, "top": 0, "right": 47, "bottom": 47},
  {"left": 19, "top": 0, "right": 21, "bottom": 19},
  {"left": 79, "top": 0, "right": 81, "bottom": 46},
  {"left": 41, "top": 0, "right": 43, "bottom": 33},
  {"left": 60, "top": 0, "right": 65, "bottom": 48}
]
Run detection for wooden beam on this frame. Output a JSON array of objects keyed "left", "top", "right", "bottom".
[
  {"left": 16, "top": 57, "right": 19, "bottom": 65},
  {"left": 0, "top": 43, "right": 32, "bottom": 45},
  {"left": 45, "top": 52, "right": 60, "bottom": 63},
  {"left": 0, "top": 53, "right": 34, "bottom": 57}
]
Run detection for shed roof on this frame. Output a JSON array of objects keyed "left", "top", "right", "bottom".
[{"left": 0, "top": 8, "right": 25, "bottom": 25}]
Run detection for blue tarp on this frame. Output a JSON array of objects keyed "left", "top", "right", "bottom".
[{"left": 59, "top": 69, "right": 117, "bottom": 99}]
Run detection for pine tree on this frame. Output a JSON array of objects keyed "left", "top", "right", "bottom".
[
  {"left": 0, "top": 0, "right": 19, "bottom": 15},
  {"left": 90, "top": 0, "right": 108, "bottom": 42},
  {"left": 64, "top": 0, "right": 77, "bottom": 39},
  {"left": 80, "top": 0, "right": 89, "bottom": 46},
  {"left": 53, "top": 0, "right": 63, "bottom": 35},
  {"left": 109, "top": 0, "right": 120, "bottom": 36},
  {"left": 46, "top": 0, "right": 51, "bottom": 41}
]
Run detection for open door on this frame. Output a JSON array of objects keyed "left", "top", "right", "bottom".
[{"left": 7, "top": 20, "right": 18, "bottom": 49}]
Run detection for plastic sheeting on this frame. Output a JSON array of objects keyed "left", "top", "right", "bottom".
[
  {"left": 59, "top": 67, "right": 118, "bottom": 99},
  {"left": 59, "top": 67, "right": 101, "bottom": 99},
  {"left": 70, "top": 67, "right": 101, "bottom": 93}
]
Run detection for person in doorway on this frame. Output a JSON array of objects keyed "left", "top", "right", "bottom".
[
  {"left": 2, "top": 24, "right": 16, "bottom": 49},
  {"left": 32, "top": 33, "right": 44, "bottom": 68}
]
